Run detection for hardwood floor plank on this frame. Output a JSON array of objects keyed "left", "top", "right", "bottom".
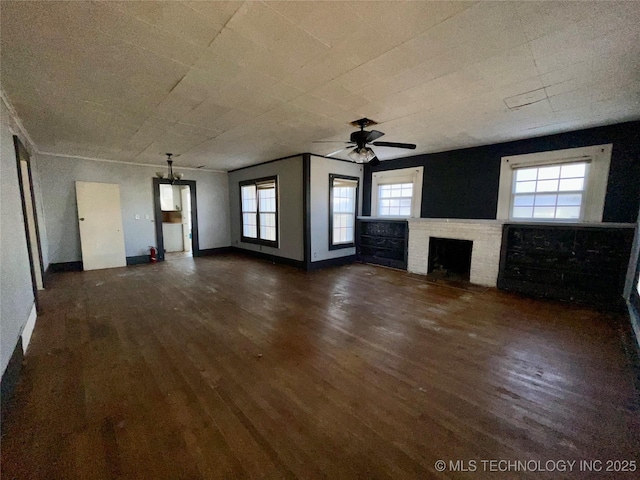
[{"left": 2, "top": 254, "right": 638, "bottom": 479}]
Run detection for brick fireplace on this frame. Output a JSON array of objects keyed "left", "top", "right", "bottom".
[{"left": 407, "top": 219, "right": 504, "bottom": 287}]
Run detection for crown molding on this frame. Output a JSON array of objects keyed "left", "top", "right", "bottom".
[
  {"left": 1, "top": 89, "right": 39, "bottom": 153},
  {"left": 38, "top": 151, "right": 226, "bottom": 173}
]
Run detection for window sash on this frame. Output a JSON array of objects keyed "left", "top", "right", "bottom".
[
  {"left": 240, "top": 178, "right": 277, "bottom": 245},
  {"left": 378, "top": 182, "right": 413, "bottom": 217},
  {"left": 330, "top": 176, "right": 358, "bottom": 248},
  {"left": 510, "top": 161, "right": 588, "bottom": 221}
]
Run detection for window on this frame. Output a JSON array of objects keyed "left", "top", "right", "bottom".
[
  {"left": 240, "top": 177, "right": 277, "bottom": 246},
  {"left": 371, "top": 167, "right": 423, "bottom": 218},
  {"left": 378, "top": 183, "right": 413, "bottom": 216},
  {"left": 511, "top": 162, "right": 587, "bottom": 220},
  {"left": 497, "top": 144, "right": 612, "bottom": 223},
  {"left": 329, "top": 175, "right": 358, "bottom": 249}
]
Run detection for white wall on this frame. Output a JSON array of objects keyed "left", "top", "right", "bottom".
[
  {"left": 0, "top": 100, "right": 36, "bottom": 376},
  {"left": 228, "top": 156, "right": 304, "bottom": 261},
  {"left": 36, "top": 154, "right": 230, "bottom": 263},
  {"left": 310, "top": 155, "right": 363, "bottom": 262}
]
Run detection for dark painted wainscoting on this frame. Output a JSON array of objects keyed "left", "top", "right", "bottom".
[
  {"left": 126, "top": 255, "right": 150, "bottom": 265},
  {"left": 48, "top": 261, "right": 83, "bottom": 273},
  {"left": 498, "top": 223, "right": 635, "bottom": 309},
  {"left": 308, "top": 255, "right": 357, "bottom": 271},
  {"left": 363, "top": 121, "right": 640, "bottom": 223},
  {"left": 229, "top": 247, "right": 356, "bottom": 271},
  {"left": 356, "top": 219, "right": 409, "bottom": 270},
  {"left": 230, "top": 246, "right": 305, "bottom": 269}
]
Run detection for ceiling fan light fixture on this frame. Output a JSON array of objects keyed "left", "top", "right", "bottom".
[{"left": 348, "top": 147, "right": 376, "bottom": 163}]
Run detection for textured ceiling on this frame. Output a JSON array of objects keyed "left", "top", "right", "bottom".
[{"left": 2, "top": 1, "right": 639, "bottom": 171}]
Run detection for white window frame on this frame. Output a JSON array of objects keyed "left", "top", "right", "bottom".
[
  {"left": 371, "top": 166, "right": 423, "bottom": 218},
  {"left": 497, "top": 144, "right": 612, "bottom": 223}
]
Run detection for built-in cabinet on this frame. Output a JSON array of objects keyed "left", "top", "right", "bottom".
[
  {"left": 498, "top": 223, "right": 635, "bottom": 308},
  {"left": 356, "top": 218, "right": 408, "bottom": 270}
]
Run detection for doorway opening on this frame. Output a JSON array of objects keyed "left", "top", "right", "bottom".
[
  {"left": 428, "top": 237, "right": 473, "bottom": 282},
  {"left": 153, "top": 178, "right": 199, "bottom": 261},
  {"left": 159, "top": 184, "right": 192, "bottom": 258},
  {"left": 13, "top": 136, "right": 45, "bottom": 308}
]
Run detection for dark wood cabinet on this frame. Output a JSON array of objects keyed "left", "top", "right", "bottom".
[
  {"left": 498, "top": 223, "right": 635, "bottom": 309},
  {"left": 357, "top": 219, "right": 408, "bottom": 270}
]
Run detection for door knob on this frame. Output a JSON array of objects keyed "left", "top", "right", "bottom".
[{"left": 79, "top": 217, "right": 85, "bottom": 221}]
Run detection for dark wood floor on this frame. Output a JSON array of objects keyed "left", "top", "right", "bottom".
[{"left": 2, "top": 254, "right": 639, "bottom": 479}]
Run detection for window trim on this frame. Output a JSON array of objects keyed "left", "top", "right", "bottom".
[
  {"left": 371, "top": 166, "right": 423, "bottom": 218},
  {"left": 497, "top": 144, "right": 612, "bottom": 223},
  {"left": 239, "top": 175, "right": 279, "bottom": 248},
  {"left": 328, "top": 174, "right": 359, "bottom": 251}
]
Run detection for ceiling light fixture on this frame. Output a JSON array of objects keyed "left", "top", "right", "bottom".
[
  {"left": 156, "top": 153, "right": 183, "bottom": 183},
  {"left": 348, "top": 146, "right": 376, "bottom": 164}
]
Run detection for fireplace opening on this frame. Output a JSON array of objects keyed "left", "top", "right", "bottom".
[{"left": 428, "top": 237, "right": 473, "bottom": 282}]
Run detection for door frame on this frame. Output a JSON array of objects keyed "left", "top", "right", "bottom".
[
  {"left": 13, "top": 136, "right": 45, "bottom": 308},
  {"left": 153, "top": 178, "right": 200, "bottom": 261}
]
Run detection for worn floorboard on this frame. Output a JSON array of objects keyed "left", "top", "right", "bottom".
[{"left": 1, "top": 254, "right": 639, "bottom": 479}]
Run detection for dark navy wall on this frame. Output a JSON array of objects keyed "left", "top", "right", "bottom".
[{"left": 362, "top": 121, "right": 640, "bottom": 223}]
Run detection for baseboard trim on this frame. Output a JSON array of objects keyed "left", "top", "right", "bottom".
[
  {"left": 230, "top": 246, "right": 305, "bottom": 269},
  {"left": 197, "top": 246, "right": 232, "bottom": 257},
  {"left": 1, "top": 337, "right": 24, "bottom": 421},
  {"left": 308, "top": 255, "right": 357, "bottom": 271},
  {"left": 21, "top": 303, "right": 37, "bottom": 353},
  {"left": 48, "top": 261, "right": 83, "bottom": 273},
  {"left": 126, "top": 255, "right": 150, "bottom": 265}
]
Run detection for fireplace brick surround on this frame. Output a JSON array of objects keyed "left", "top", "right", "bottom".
[{"left": 407, "top": 219, "right": 504, "bottom": 287}]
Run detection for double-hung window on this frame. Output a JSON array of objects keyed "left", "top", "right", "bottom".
[
  {"left": 497, "top": 144, "right": 612, "bottom": 223},
  {"left": 329, "top": 175, "right": 358, "bottom": 249},
  {"left": 378, "top": 183, "right": 413, "bottom": 216},
  {"left": 511, "top": 162, "right": 587, "bottom": 220},
  {"left": 240, "top": 177, "right": 278, "bottom": 246},
  {"left": 371, "top": 167, "right": 423, "bottom": 218}
]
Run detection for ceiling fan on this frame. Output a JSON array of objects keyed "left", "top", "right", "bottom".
[{"left": 315, "top": 118, "right": 416, "bottom": 166}]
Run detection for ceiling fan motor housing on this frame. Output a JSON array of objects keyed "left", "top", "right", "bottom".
[{"left": 350, "top": 130, "right": 369, "bottom": 147}]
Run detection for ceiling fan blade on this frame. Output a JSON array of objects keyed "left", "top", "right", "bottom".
[
  {"left": 312, "top": 141, "right": 354, "bottom": 144},
  {"left": 326, "top": 147, "right": 352, "bottom": 157},
  {"left": 365, "top": 130, "right": 384, "bottom": 143},
  {"left": 368, "top": 156, "right": 380, "bottom": 166},
  {"left": 371, "top": 141, "right": 416, "bottom": 149}
]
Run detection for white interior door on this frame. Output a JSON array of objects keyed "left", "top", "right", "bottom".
[{"left": 76, "top": 181, "right": 126, "bottom": 270}]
